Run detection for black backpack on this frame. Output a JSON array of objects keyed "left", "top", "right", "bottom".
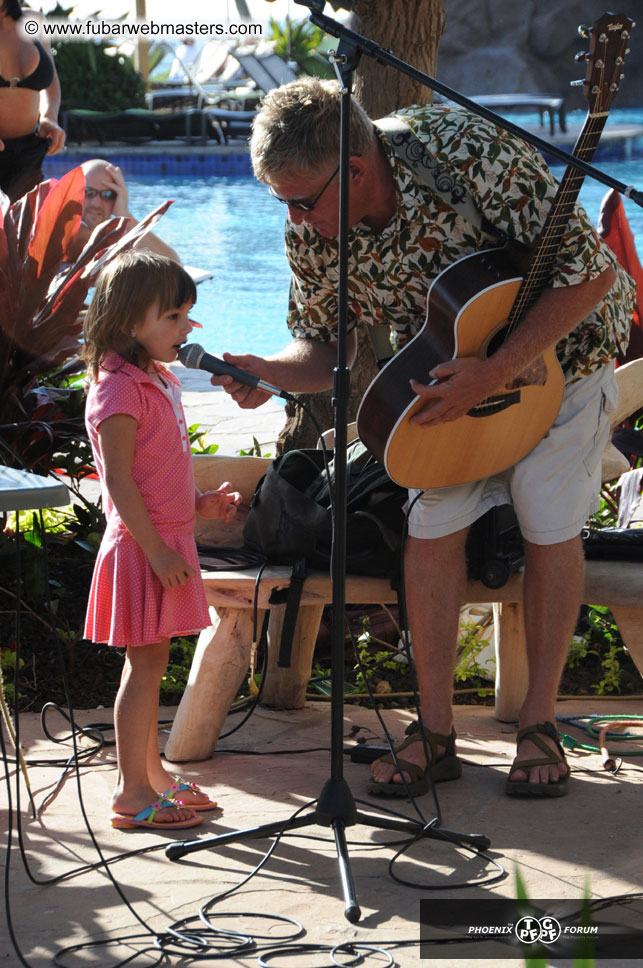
[
  {"left": 242, "top": 440, "right": 524, "bottom": 668},
  {"left": 243, "top": 440, "right": 406, "bottom": 580}
]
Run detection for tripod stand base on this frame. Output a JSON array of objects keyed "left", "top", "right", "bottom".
[{"left": 165, "top": 789, "right": 491, "bottom": 923}]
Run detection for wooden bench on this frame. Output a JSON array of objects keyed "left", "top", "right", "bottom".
[{"left": 164, "top": 450, "right": 643, "bottom": 763}]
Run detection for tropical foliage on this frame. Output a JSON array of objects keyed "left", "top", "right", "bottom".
[{"left": 0, "top": 170, "right": 170, "bottom": 472}]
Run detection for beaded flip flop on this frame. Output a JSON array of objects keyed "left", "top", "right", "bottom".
[
  {"left": 110, "top": 797, "right": 203, "bottom": 830},
  {"left": 160, "top": 775, "right": 218, "bottom": 812}
]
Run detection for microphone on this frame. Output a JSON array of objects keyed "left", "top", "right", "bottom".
[{"left": 177, "top": 343, "right": 293, "bottom": 401}]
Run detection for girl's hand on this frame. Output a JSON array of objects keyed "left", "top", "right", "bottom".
[
  {"left": 196, "top": 482, "right": 242, "bottom": 521},
  {"left": 148, "top": 546, "right": 196, "bottom": 588}
]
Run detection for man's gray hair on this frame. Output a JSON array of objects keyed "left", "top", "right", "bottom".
[{"left": 250, "top": 77, "right": 377, "bottom": 180}]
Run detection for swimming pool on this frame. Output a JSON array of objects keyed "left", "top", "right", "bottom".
[
  {"left": 43, "top": 105, "right": 643, "bottom": 358},
  {"left": 128, "top": 174, "right": 293, "bottom": 358}
]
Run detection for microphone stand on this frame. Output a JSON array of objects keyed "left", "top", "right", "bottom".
[
  {"left": 166, "top": 29, "right": 490, "bottom": 922},
  {"left": 166, "top": 0, "right": 641, "bottom": 919}
]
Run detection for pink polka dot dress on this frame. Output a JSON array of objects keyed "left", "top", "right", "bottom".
[{"left": 84, "top": 353, "right": 210, "bottom": 647}]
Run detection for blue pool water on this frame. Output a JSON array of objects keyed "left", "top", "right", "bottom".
[
  {"left": 128, "top": 175, "right": 293, "bottom": 358},
  {"left": 44, "top": 104, "right": 643, "bottom": 357},
  {"left": 122, "top": 159, "right": 643, "bottom": 359}
]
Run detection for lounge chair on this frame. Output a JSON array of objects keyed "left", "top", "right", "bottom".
[
  {"left": 63, "top": 108, "right": 211, "bottom": 146},
  {"left": 232, "top": 50, "right": 297, "bottom": 93}
]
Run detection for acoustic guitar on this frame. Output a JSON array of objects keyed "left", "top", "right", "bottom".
[{"left": 356, "top": 12, "right": 634, "bottom": 489}]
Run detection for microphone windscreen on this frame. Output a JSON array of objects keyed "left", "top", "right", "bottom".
[{"left": 177, "top": 344, "right": 203, "bottom": 369}]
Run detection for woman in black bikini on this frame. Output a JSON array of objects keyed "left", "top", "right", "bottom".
[{"left": 0, "top": 0, "right": 65, "bottom": 202}]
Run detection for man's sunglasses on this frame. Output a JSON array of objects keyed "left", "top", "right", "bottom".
[
  {"left": 269, "top": 166, "right": 339, "bottom": 212},
  {"left": 84, "top": 188, "right": 117, "bottom": 201}
]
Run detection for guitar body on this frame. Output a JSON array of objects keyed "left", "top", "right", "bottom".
[{"left": 356, "top": 246, "right": 565, "bottom": 488}]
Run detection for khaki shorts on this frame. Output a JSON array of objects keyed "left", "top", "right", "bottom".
[{"left": 407, "top": 361, "right": 617, "bottom": 546}]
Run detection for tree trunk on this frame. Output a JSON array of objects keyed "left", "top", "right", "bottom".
[
  {"left": 352, "top": 0, "right": 446, "bottom": 117},
  {"left": 277, "top": 0, "right": 445, "bottom": 456},
  {"left": 277, "top": 323, "right": 376, "bottom": 452}
]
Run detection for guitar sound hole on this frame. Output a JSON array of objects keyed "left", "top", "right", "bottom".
[{"left": 484, "top": 325, "right": 510, "bottom": 358}]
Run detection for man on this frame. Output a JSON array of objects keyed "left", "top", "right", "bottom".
[
  {"left": 212, "top": 78, "right": 634, "bottom": 798},
  {"left": 67, "top": 159, "right": 180, "bottom": 263}
]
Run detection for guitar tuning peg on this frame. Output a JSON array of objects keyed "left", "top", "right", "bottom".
[
  {"left": 574, "top": 51, "right": 589, "bottom": 62},
  {"left": 569, "top": 79, "right": 584, "bottom": 87},
  {"left": 578, "top": 23, "right": 591, "bottom": 38}
]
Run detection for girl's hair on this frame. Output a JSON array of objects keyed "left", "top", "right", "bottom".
[
  {"left": 3, "top": 0, "right": 24, "bottom": 20},
  {"left": 250, "top": 77, "right": 376, "bottom": 181},
  {"left": 82, "top": 250, "right": 196, "bottom": 380}
]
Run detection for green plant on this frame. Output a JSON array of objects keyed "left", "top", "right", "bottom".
[
  {"left": 48, "top": 3, "right": 145, "bottom": 115},
  {"left": 268, "top": 16, "right": 335, "bottom": 79},
  {"left": 239, "top": 436, "right": 270, "bottom": 457},
  {"left": 351, "top": 617, "right": 412, "bottom": 695},
  {"left": 160, "top": 637, "right": 197, "bottom": 700},
  {"left": 454, "top": 620, "right": 494, "bottom": 695},
  {"left": 188, "top": 423, "right": 220, "bottom": 455},
  {"left": 590, "top": 481, "right": 619, "bottom": 528},
  {"left": 0, "top": 647, "right": 24, "bottom": 706},
  {"left": 565, "top": 605, "right": 633, "bottom": 696},
  {"left": 584, "top": 605, "right": 626, "bottom": 694}
]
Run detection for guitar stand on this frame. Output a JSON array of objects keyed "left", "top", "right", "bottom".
[{"left": 164, "top": 0, "right": 643, "bottom": 920}]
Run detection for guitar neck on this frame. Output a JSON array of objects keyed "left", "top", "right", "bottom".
[{"left": 508, "top": 110, "right": 608, "bottom": 328}]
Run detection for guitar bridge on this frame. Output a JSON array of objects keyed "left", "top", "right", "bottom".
[{"left": 467, "top": 391, "right": 521, "bottom": 417}]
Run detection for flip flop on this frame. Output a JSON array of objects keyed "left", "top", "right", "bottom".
[
  {"left": 110, "top": 797, "right": 203, "bottom": 830},
  {"left": 367, "top": 722, "right": 462, "bottom": 798},
  {"left": 505, "top": 721, "right": 570, "bottom": 798},
  {"left": 160, "top": 775, "right": 218, "bottom": 812}
]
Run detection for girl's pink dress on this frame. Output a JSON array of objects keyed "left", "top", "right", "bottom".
[{"left": 84, "top": 353, "right": 210, "bottom": 647}]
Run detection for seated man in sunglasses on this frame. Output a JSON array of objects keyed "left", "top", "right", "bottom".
[{"left": 68, "top": 158, "right": 180, "bottom": 263}]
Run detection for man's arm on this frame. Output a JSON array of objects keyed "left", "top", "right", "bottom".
[
  {"left": 210, "top": 330, "right": 358, "bottom": 409},
  {"left": 410, "top": 267, "right": 617, "bottom": 427},
  {"left": 102, "top": 163, "right": 182, "bottom": 262}
]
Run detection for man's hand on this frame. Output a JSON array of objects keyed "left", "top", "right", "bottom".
[
  {"left": 210, "top": 352, "right": 273, "bottom": 409},
  {"left": 409, "top": 356, "right": 507, "bottom": 427},
  {"left": 100, "top": 163, "right": 130, "bottom": 217}
]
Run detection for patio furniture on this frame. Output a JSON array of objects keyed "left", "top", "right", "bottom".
[
  {"left": 63, "top": 108, "right": 211, "bottom": 146},
  {"left": 0, "top": 467, "right": 70, "bottom": 795},
  {"left": 202, "top": 107, "right": 256, "bottom": 144},
  {"left": 164, "top": 389, "right": 643, "bottom": 761},
  {"left": 472, "top": 93, "right": 567, "bottom": 135}
]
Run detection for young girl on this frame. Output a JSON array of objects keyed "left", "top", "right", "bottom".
[{"left": 82, "top": 251, "right": 241, "bottom": 830}]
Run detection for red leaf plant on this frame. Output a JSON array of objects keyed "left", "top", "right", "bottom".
[{"left": 0, "top": 169, "right": 171, "bottom": 470}]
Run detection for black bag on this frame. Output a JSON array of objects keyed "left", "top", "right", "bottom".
[
  {"left": 243, "top": 440, "right": 406, "bottom": 579},
  {"left": 581, "top": 526, "right": 643, "bottom": 561},
  {"left": 242, "top": 441, "right": 525, "bottom": 668}
]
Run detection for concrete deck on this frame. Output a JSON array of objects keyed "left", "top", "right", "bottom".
[
  {"left": 2, "top": 698, "right": 643, "bottom": 966},
  {"left": 172, "top": 362, "right": 286, "bottom": 457}
]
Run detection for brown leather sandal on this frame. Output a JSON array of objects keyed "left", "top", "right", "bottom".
[
  {"left": 505, "top": 721, "right": 570, "bottom": 798},
  {"left": 367, "top": 721, "right": 462, "bottom": 797}
]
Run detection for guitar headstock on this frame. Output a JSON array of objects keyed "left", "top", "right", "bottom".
[{"left": 575, "top": 12, "right": 635, "bottom": 114}]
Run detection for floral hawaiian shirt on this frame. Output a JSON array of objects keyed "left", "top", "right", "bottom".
[{"left": 284, "top": 104, "right": 635, "bottom": 381}]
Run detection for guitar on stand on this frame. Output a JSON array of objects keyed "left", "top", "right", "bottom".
[{"left": 357, "top": 12, "right": 634, "bottom": 489}]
